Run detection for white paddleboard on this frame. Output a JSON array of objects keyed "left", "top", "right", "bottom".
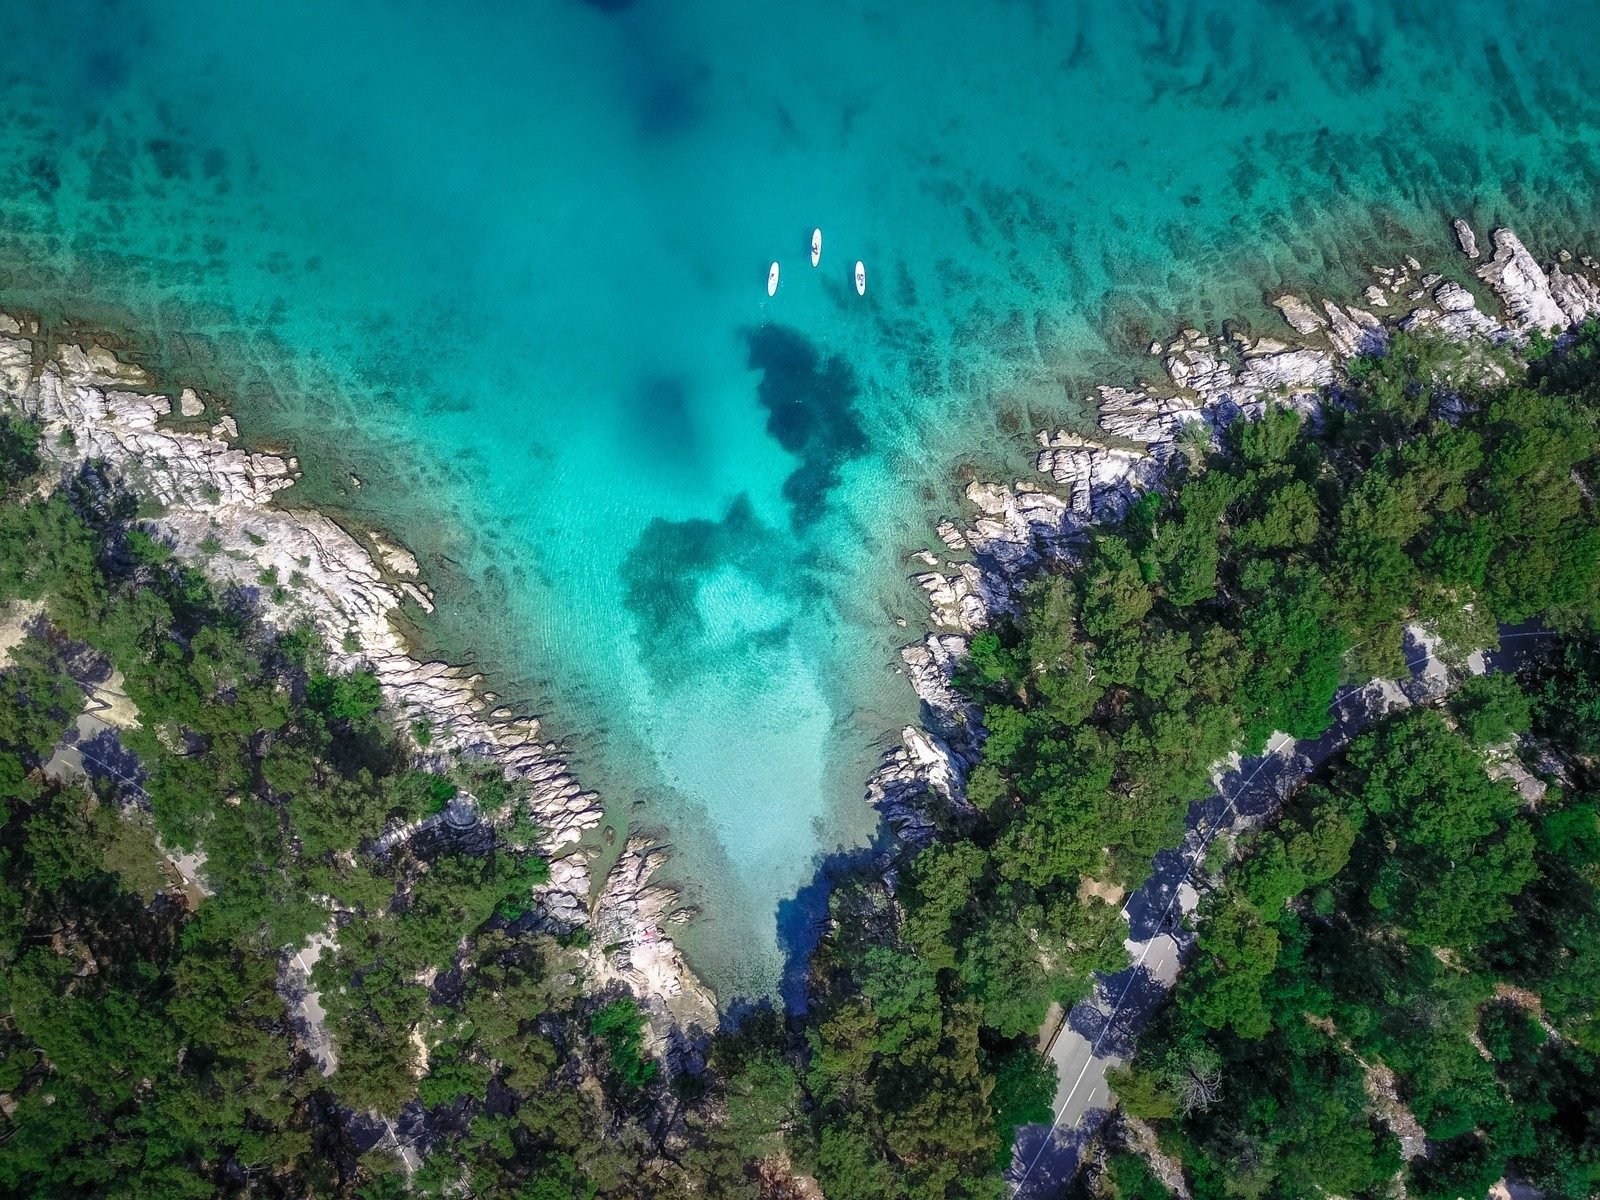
[
  {"left": 767, "top": 261, "right": 780, "bottom": 296},
  {"left": 854, "top": 260, "right": 866, "bottom": 296},
  {"left": 810, "top": 228, "right": 822, "bottom": 267}
]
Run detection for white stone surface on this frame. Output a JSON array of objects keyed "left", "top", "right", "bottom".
[
  {"left": 0, "top": 324, "right": 721, "bottom": 1021},
  {"left": 869, "top": 219, "right": 1600, "bottom": 884},
  {"left": 1477, "top": 227, "right": 1568, "bottom": 336}
]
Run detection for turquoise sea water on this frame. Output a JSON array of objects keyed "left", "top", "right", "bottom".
[{"left": 4, "top": 1, "right": 1600, "bottom": 997}]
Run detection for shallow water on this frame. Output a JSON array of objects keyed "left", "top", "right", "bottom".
[{"left": 4, "top": 0, "right": 1600, "bottom": 997}]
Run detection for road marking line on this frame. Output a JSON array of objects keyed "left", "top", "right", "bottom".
[{"left": 1018, "top": 732, "right": 1291, "bottom": 1190}]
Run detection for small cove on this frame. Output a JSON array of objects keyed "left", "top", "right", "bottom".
[{"left": 4, "top": 0, "right": 1600, "bottom": 997}]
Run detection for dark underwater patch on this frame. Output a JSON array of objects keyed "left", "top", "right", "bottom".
[
  {"left": 81, "top": 47, "right": 133, "bottom": 100},
  {"left": 634, "top": 64, "right": 708, "bottom": 139},
  {"left": 630, "top": 373, "right": 697, "bottom": 464},
  {"left": 743, "top": 325, "right": 868, "bottom": 530},
  {"left": 581, "top": 0, "right": 636, "bottom": 11},
  {"left": 1483, "top": 40, "right": 1537, "bottom": 137},
  {"left": 619, "top": 496, "right": 793, "bottom": 689}
]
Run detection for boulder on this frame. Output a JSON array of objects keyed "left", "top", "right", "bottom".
[
  {"left": 1476, "top": 228, "right": 1566, "bottom": 335},
  {"left": 1272, "top": 294, "right": 1326, "bottom": 336}
]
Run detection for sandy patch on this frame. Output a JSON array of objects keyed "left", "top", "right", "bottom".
[
  {"left": 1077, "top": 876, "right": 1126, "bottom": 907},
  {"left": 82, "top": 667, "right": 141, "bottom": 729},
  {"left": 0, "top": 599, "right": 45, "bottom": 668}
]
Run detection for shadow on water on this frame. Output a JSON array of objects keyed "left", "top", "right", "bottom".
[
  {"left": 724, "top": 840, "right": 889, "bottom": 1020},
  {"left": 617, "top": 494, "right": 796, "bottom": 688}
]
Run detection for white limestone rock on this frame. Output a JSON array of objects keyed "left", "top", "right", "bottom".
[
  {"left": 902, "top": 635, "right": 972, "bottom": 726},
  {"left": 935, "top": 518, "right": 969, "bottom": 552},
  {"left": 1401, "top": 280, "right": 1506, "bottom": 342},
  {"left": 1549, "top": 265, "right": 1600, "bottom": 326},
  {"left": 536, "top": 854, "right": 592, "bottom": 927},
  {"left": 1098, "top": 386, "right": 1203, "bottom": 443},
  {"left": 866, "top": 724, "right": 967, "bottom": 843},
  {"left": 0, "top": 333, "right": 33, "bottom": 398},
  {"left": 1436, "top": 281, "right": 1480, "bottom": 313},
  {"left": 0, "top": 323, "right": 642, "bottom": 995},
  {"left": 1034, "top": 432, "right": 1155, "bottom": 520},
  {"left": 1245, "top": 336, "right": 1291, "bottom": 355},
  {"left": 916, "top": 563, "right": 989, "bottom": 632},
  {"left": 962, "top": 478, "right": 1072, "bottom": 567},
  {"left": 587, "top": 840, "right": 718, "bottom": 1035},
  {"left": 1454, "top": 218, "right": 1480, "bottom": 259},
  {"left": 369, "top": 530, "right": 421, "bottom": 577},
  {"left": 1239, "top": 348, "right": 1336, "bottom": 395},
  {"left": 56, "top": 342, "right": 151, "bottom": 389},
  {"left": 1321, "top": 301, "right": 1387, "bottom": 358},
  {"left": 876, "top": 221, "right": 1599, "bottom": 860},
  {"left": 399, "top": 582, "right": 435, "bottom": 613},
  {"left": 1485, "top": 749, "right": 1548, "bottom": 805},
  {"left": 30, "top": 369, "right": 295, "bottom": 511},
  {"left": 1272, "top": 294, "right": 1326, "bottom": 337},
  {"left": 1476, "top": 228, "right": 1566, "bottom": 336},
  {"left": 1164, "top": 349, "right": 1236, "bottom": 398}
]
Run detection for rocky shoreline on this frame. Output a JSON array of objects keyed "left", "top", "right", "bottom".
[
  {"left": 868, "top": 219, "right": 1600, "bottom": 846},
  {"left": 0, "top": 315, "right": 717, "bottom": 1034},
  {"left": 4, "top": 218, "right": 1591, "bottom": 1058}
]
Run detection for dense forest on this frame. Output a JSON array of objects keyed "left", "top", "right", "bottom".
[
  {"left": 1093, "top": 656, "right": 1600, "bottom": 1199},
  {"left": 0, "top": 415, "right": 797, "bottom": 1198},
  {"left": 796, "top": 327, "right": 1600, "bottom": 1199},
  {"left": 2, "top": 318, "right": 1598, "bottom": 1200}
]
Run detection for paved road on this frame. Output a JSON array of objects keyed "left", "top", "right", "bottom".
[
  {"left": 1008, "top": 627, "right": 1552, "bottom": 1197},
  {"left": 286, "top": 932, "right": 340, "bottom": 1076}
]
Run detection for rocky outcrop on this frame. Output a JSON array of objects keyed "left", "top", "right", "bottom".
[
  {"left": 1036, "top": 429, "right": 1157, "bottom": 521},
  {"left": 586, "top": 839, "right": 718, "bottom": 1035},
  {"left": 1272, "top": 293, "right": 1325, "bottom": 337},
  {"left": 867, "top": 220, "right": 1600, "bottom": 839},
  {"left": 1399, "top": 279, "right": 1507, "bottom": 343},
  {"left": 1549, "top": 263, "right": 1600, "bottom": 328},
  {"left": 1476, "top": 227, "right": 1572, "bottom": 335},
  {"left": 0, "top": 318, "right": 705, "bottom": 1021}
]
